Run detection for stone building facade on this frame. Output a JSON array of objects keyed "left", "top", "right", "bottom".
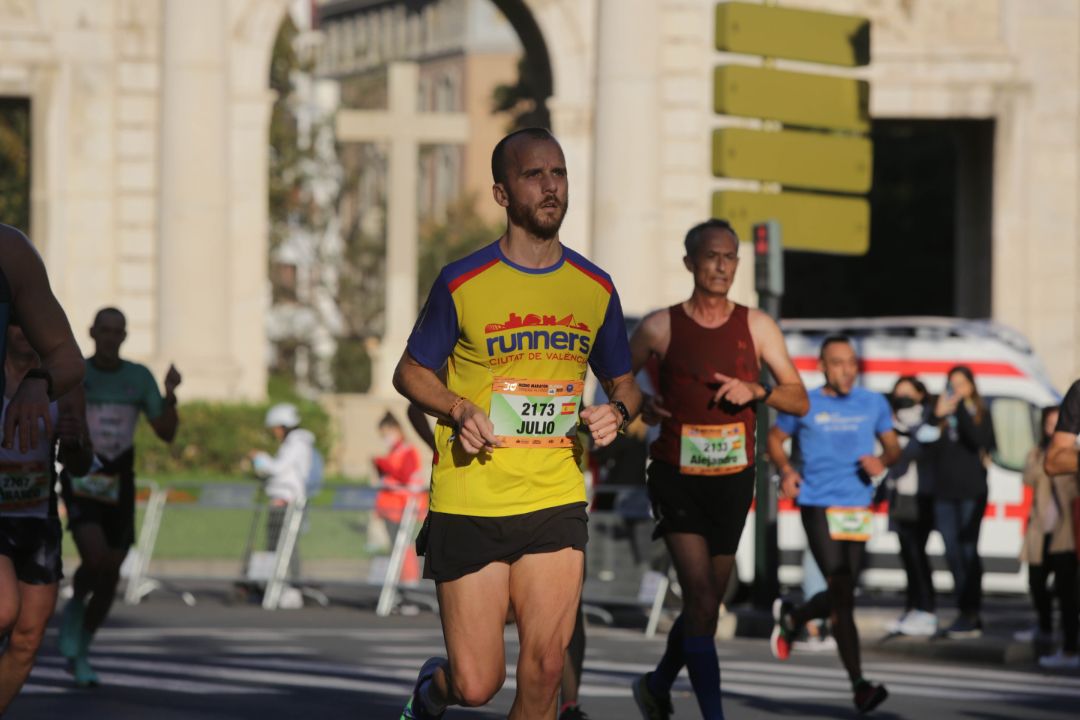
[
  {"left": 2, "top": 0, "right": 1079, "bottom": 407},
  {"left": 518, "top": 0, "right": 1080, "bottom": 389},
  {"left": 0, "top": 0, "right": 288, "bottom": 399}
]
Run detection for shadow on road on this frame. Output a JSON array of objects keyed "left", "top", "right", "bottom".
[{"left": 731, "top": 692, "right": 907, "bottom": 720}]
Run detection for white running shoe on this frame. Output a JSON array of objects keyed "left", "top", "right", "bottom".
[
  {"left": 1038, "top": 650, "right": 1080, "bottom": 670},
  {"left": 885, "top": 611, "right": 910, "bottom": 635},
  {"left": 798, "top": 634, "right": 838, "bottom": 653},
  {"left": 1014, "top": 626, "right": 1052, "bottom": 643},
  {"left": 897, "top": 610, "right": 938, "bottom": 637}
]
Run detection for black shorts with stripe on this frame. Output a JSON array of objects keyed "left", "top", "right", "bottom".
[
  {"left": 0, "top": 516, "right": 64, "bottom": 585},
  {"left": 417, "top": 501, "right": 588, "bottom": 583}
]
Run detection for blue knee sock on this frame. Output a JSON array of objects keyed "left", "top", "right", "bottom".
[
  {"left": 648, "top": 614, "right": 685, "bottom": 695},
  {"left": 683, "top": 635, "right": 724, "bottom": 720}
]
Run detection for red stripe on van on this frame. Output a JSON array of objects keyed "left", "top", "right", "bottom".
[
  {"left": 1001, "top": 486, "right": 1033, "bottom": 521},
  {"left": 792, "top": 358, "right": 1025, "bottom": 378}
]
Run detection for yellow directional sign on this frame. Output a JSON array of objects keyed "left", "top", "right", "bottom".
[
  {"left": 714, "top": 65, "right": 869, "bottom": 133},
  {"left": 712, "top": 128, "right": 872, "bottom": 194},
  {"left": 712, "top": 190, "right": 869, "bottom": 255},
  {"left": 715, "top": 2, "right": 870, "bottom": 67}
]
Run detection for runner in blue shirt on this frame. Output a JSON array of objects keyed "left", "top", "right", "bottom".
[{"left": 767, "top": 335, "right": 900, "bottom": 715}]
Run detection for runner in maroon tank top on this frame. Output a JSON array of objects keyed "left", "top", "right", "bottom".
[
  {"left": 627, "top": 219, "right": 808, "bottom": 720},
  {"left": 650, "top": 302, "right": 761, "bottom": 471}
]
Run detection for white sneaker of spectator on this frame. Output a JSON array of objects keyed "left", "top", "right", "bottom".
[
  {"left": 897, "top": 610, "right": 938, "bottom": 637},
  {"left": 1014, "top": 626, "right": 1053, "bottom": 643},
  {"left": 1038, "top": 650, "right": 1080, "bottom": 670},
  {"left": 885, "top": 611, "right": 910, "bottom": 635}
]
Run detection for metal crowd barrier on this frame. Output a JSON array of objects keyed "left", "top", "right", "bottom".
[
  {"left": 122, "top": 481, "right": 430, "bottom": 613},
  {"left": 121, "top": 481, "right": 186, "bottom": 605},
  {"left": 122, "top": 480, "right": 668, "bottom": 626}
]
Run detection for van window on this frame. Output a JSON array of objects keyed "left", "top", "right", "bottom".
[{"left": 987, "top": 397, "right": 1039, "bottom": 472}]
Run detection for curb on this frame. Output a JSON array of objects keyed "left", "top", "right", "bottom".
[{"left": 869, "top": 632, "right": 1037, "bottom": 665}]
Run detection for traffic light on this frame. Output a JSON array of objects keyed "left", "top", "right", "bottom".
[{"left": 753, "top": 220, "right": 783, "bottom": 297}]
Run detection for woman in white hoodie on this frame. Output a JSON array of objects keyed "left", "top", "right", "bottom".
[{"left": 249, "top": 403, "right": 318, "bottom": 580}]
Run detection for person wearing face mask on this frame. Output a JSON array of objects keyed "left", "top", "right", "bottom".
[
  {"left": 883, "top": 376, "right": 940, "bottom": 637},
  {"left": 932, "top": 365, "right": 996, "bottom": 639},
  {"left": 373, "top": 411, "right": 426, "bottom": 583}
]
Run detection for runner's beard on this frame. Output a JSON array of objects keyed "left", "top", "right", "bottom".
[{"left": 508, "top": 195, "right": 567, "bottom": 240}]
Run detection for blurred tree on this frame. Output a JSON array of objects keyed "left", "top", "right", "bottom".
[
  {"left": 417, "top": 195, "right": 502, "bottom": 308},
  {"left": 492, "top": 57, "right": 548, "bottom": 131},
  {"left": 0, "top": 99, "right": 31, "bottom": 231},
  {"left": 269, "top": 16, "right": 311, "bottom": 261},
  {"left": 331, "top": 336, "right": 373, "bottom": 393},
  {"left": 268, "top": 16, "right": 337, "bottom": 393}
]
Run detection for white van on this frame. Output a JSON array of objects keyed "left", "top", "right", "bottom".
[{"left": 735, "top": 317, "right": 1062, "bottom": 596}]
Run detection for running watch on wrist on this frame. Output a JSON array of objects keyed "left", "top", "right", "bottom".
[
  {"left": 24, "top": 368, "right": 53, "bottom": 399},
  {"left": 758, "top": 383, "right": 774, "bottom": 404},
  {"left": 610, "top": 400, "right": 630, "bottom": 432}
]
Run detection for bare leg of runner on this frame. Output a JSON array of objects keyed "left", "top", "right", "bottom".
[
  {"left": 0, "top": 556, "right": 20, "bottom": 712},
  {"left": 0, "top": 556, "right": 17, "bottom": 632},
  {"left": 509, "top": 547, "right": 584, "bottom": 719},
  {"left": 0, "top": 580, "right": 58, "bottom": 711},
  {"left": 427, "top": 561, "right": 511, "bottom": 708},
  {"left": 71, "top": 524, "right": 128, "bottom": 638},
  {"left": 666, "top": 534, "right": 734, "bottom": 636},
  {"left": 659, "top": 533, "right": 732, "bottom": 719}
]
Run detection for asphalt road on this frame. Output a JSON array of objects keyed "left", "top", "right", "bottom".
[{"left": 10, "top": 590, "right": 1079, "bottom": 720}]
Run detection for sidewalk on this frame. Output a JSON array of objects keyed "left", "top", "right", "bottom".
[{"left": 717, "top": 595, "right": 1058, "bottom": 668}]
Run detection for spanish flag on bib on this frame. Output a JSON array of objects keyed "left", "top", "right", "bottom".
[{"left": 407, "top": 241, "right": 631, "bottom": 517}]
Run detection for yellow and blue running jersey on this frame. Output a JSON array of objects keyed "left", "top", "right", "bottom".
[{"left": 406, "top": 240, "right": 631, "bottom": 517}]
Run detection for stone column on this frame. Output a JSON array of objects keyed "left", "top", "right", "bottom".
[
  {"left": 157, "top": 0, "right": 235, "bottom": 396},
  {"left": 590, "top": 0, "right": 661, "bottom": 315},
  {"left": 372, "top": 63, "right": 420, "bottom": 397}
]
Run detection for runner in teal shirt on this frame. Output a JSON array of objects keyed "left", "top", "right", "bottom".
[{"left": 59, "top": 307, "right": 181, "bottom": 687}]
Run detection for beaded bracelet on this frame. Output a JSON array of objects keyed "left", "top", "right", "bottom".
[{"left": 447, "top": 395, "right": 466, "bottom": 421}]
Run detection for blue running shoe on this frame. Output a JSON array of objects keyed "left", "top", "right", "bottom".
[{"left": 400, "top": 657, "right": 447, "bottom": 720}]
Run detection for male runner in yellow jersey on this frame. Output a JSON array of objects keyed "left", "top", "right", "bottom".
[{"left": 394, "top": 128, "right": 642, "bottom": 720}]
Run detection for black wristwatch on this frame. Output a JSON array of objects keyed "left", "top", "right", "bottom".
[
  {"left": 609, "top": 400, "right": 631, "bottom": 432},
  {"left": 24, "top": 368, "right": 53, "bottom": 399},
  {"left": 758, "top": 383, "right": 774, "bottom": 404}
]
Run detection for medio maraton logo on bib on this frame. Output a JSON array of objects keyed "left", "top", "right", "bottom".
[{"left": 490, "top": 377, "right": 584, "bottom": 447}]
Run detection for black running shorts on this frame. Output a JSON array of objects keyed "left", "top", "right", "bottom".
[
  {"left": 646, "top": 460, "right": 755, "bottom": 556},
  {"left": 61, "top": 473, "right": 137, "bottom": 549},
  {"left": 418, "top": 501, "right": 588, "bottom": 583},
  {"left": 0, "top": 517, "right": 64, "bottom": 584}
]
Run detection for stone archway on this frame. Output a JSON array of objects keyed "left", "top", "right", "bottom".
[
  {"left": 488, "top": 0, "right": 554, "bottom": 128},
  {"left": 500, "top": 0, "right": 599, "bottom": 254},
  {"left": 0, "top": 0, "right": 290, "bottom": 400}
]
